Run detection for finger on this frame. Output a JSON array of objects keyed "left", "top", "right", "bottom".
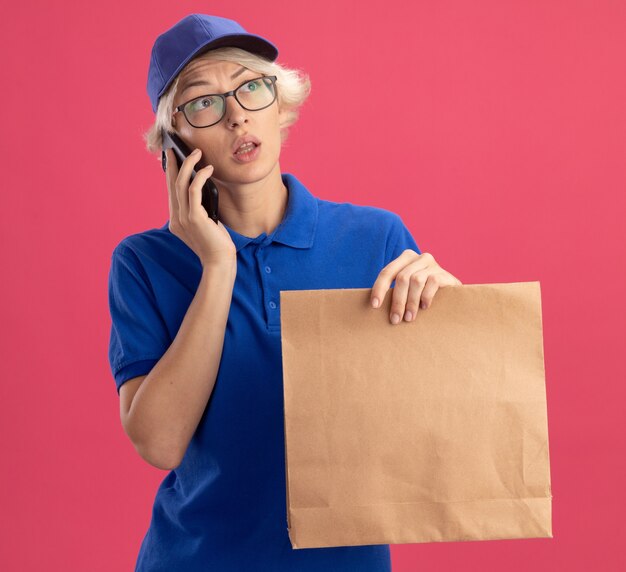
[
  {"left": 165, "top": 148, "right": 179, "bottom": 213},
  {"left": 421, "top": 272, "right": 464, "bottom": 309},
  {"left": 391, "top": 266, "right": 427, "bottom": 324},
  {"left": 176, "top": 148, "right": 202, "bottom": 222},
  {"left": 370, "top": 249, "right": 423, "bottom": 308},
  {"left": 188, "top": 164, "right": 215, "bottom": 220},
  {"left": 417, "top": 273, "right": 442, "bottom": 312},
  {"left": 403, "top": 269, "right": 435, "bottom": 320}
]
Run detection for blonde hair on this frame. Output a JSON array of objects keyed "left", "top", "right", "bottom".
[{"left": 143, "top": 46, "right": 311, "bottom": 156}]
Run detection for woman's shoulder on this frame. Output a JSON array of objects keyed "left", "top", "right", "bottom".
[
  {"left": 111, "top": 221, "right": 179, "bottom": 260},
  {"left": 284, "top": 172, "right": 407, "bottom": 240},
  {"left": 315, "top": 195, "right": 405, "bottom": 234}
]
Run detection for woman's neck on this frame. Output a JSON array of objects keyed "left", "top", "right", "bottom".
[{"left": 214, "top": 164, "right": 288, "bottom": 238}]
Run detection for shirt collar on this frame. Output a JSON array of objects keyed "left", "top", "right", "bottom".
[{"left": 224, "top": 172, "right": 318, "bottom": 252}]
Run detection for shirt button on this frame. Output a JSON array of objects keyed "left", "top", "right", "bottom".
[
  {"left": 269, "top": 300, "right": 277, "bottom": 309},
  {"left": 265, "top": 266, "right": 272, "bottom": 274}
]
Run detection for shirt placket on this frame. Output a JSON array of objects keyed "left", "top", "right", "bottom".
[{"left": 253, "top": 235, "right": 281, "bottom": 332}]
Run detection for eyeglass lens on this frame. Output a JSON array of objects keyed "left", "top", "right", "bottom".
[{"left": 184, "top": 77, "right": 276, "bottom": 127}]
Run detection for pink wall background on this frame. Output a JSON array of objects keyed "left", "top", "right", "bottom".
[{"left": 1, "top": 1, "right": 624, "bottom": 570}]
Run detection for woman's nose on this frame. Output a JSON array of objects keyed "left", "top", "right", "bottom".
[{"left": 224, "top": 94, "right": 249, "bottom": 127}]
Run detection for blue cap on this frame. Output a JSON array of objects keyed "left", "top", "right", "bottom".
[{"left": 147, "top": 14, "right": 279, "bottom": 113}]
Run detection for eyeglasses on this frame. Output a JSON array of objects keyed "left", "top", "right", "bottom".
[{"left": 174, "top": 75, "right": 278, "bottom": 128}]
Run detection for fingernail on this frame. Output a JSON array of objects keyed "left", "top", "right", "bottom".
[
  {"left": 372, "top": 297, "right": 380, "bottom": 308},
  {"left": 391, "top": 313, "right": 400, "bottom": 324},
  {"left": 404, "top": 311, "right": 412, "bottom": 321},
  {"left": 192, "top": 148, "right": 201, "bottom": 155},
  {"left": 420, "top": 301, "right": 427, "bottom": 309}
]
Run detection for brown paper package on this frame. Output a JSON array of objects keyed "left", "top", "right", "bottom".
[{"left": 280, "top": 282, "right": 552, "bottom": 549}]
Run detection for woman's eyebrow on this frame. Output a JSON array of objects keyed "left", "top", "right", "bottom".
[{"left": 180, "top": 66, "right": 249, "bottom": 94}]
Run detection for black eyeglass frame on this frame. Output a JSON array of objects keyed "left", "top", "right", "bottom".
[{"left": 174, "top": 75, "right": 279, "bottom": 128}]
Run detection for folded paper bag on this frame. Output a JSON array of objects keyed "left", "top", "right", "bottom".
[{"left": 279, "top": 282, "right": 552, "bottom": 549}]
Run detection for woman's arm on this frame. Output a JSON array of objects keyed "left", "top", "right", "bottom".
[{"left": 120, "top": 258, "right": 236, "bottom": 470}]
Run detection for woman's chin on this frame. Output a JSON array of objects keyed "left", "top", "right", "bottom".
[{"left": 218, "top": 162, "right": 279, "bottom": 186}]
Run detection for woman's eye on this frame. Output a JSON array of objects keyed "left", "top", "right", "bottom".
[
  {"left": 189, "top": 97, "right": 214, "bottom": 111},
  {"left": 242, "top": 80, "right": 262, "bottom": 92}
]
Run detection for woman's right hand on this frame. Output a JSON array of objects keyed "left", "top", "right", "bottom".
[{"left": 165, "top": 147, "right": 237, "bottom": 269}]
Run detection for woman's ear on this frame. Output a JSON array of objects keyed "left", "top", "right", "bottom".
[{"left": 277, "top": 103, "right": 291, "bottom": 126}]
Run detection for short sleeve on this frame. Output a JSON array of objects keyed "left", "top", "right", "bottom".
[
  {"left": 107, "top": 245, "right": 171, "bottom": 395},
  {"left": 385, "top": 213, "right": 422, "bottom": 265}
]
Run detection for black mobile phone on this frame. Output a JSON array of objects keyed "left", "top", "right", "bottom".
[{"left": 161, "top": 129, "right": 219, "bottom": 223}]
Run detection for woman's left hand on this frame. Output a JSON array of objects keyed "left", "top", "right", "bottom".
[{"left": 371, "top": 250, "right": 463, "bottom": 324}]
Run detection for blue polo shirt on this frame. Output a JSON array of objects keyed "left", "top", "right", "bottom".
[{"left": 107, "top": 172, "right": 421, "bottom": 571}]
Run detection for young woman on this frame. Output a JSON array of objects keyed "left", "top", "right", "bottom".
[{"left": 108, "top": 13, "right": 462, "bottom": 572}]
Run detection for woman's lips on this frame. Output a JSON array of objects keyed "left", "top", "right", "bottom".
[{"left": 232, "top": 143, "right": 261, "bottom": 163}]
